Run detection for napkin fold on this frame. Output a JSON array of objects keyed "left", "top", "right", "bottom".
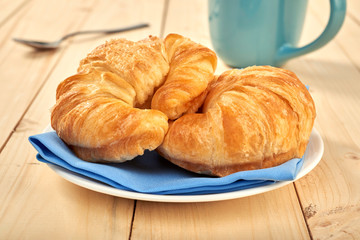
[{"left": 29, "top": 131, "right": 304, "bottom": 195}]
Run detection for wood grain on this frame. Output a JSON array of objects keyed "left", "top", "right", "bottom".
[
  {"left": 1, "top": 0, "right": 359, "bottom": 239},
  {"left": 308, "top": 0, "right": 360, "bottom": 71},
  {"left": 285, "top": 0, "right": 360, "bottom": 239},
  {"left": 132, "top": 185, "right": 310, "bottom": 240},
  {"left": 0, "top": 0, "right": 166, "bottom": 239},
  {"left": 347, "top": 0, "right": 360, "bottom": 24},
  {"left": 131, "top": 0, "right": 311, "bottom": 239},
  {"left": 0, "top": 0, "right": 29, "bottom": 27},
  {"left": 0, "top": 0, "right": 98, "bottom": 150}
]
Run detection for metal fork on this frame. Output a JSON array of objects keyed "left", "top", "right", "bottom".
[{"left": 13, "top": 23, "right": 149, "bottom": 50}]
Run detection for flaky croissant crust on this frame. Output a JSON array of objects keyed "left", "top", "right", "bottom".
[
  {"left": 51, "top": 34, "right": 316, "bottom": 177},
  {"left": 51, "top": 34, "right": 217, "bottom": 162},
  {"left": 157, "top": 66, "right": 316, "bottom": 177}
]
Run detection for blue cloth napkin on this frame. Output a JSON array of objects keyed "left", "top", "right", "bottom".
[{"left": 29, "top": 131, "right": 304, "bottom": 195}]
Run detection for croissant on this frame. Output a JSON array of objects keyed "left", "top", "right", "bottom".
[
  {"left": 157, "top": 66, "right": 316, "bottom": 177},
  {"left": 151, "top": 34, "right": 217, "bottom": 119},
  {"left": 51, "top": 34, "right": 217, "bottom": 162}
]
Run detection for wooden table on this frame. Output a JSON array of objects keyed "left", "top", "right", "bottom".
[{"left": 1, "top": 0, "right": 359, "bottom": 239}]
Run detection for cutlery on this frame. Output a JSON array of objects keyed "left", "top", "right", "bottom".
[{"left": 13, "top": 23, "right": 149, "bottom": 50}]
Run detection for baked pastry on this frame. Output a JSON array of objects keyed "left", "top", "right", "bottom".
[
  {"left": 51, "top": 33, "right": 315, "bottom": 176},
  {"left": 151, "top": 34, "right": 217, "bottom": 119},
  {"left": 51, "top": 34, "right": 217, "bottom": 162},
  {"left": 157, "top": 66, "right": 316, "bottom": 177}
]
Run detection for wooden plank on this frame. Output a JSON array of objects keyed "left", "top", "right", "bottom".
[
  {"left": 0, "top": 151, "right": 134, "bottom": 239},
  {"left": 347, "top": 0, "right": 360, "bottom": 24},
  {"left": 285, "top": 1, "right": 360, "bottom": 239},
  {"left": 0, "top": 0, "right": 99, "bottom": 150},
  {"left": 132, "top": 185, "right": 310, "bottom": 240},
  {"left": 305, "top": 0, "right": 360, "bottom": 71},
  {"left": 0, "top": 0, "right": 30, "bottom": 27},
  {"left": 131, "top": 0, "right": 311, "bottom": 239},
  {"left": 0, "top": 0, "right": 165, "bottom": 239}
]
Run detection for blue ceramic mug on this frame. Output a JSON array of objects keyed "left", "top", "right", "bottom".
[{"left": 208, "top": 0, "right": 346, "bottom": 67}]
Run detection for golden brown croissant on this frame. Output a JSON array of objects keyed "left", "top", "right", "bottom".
[
  {"left": 157, "top": 66, "right": 316, "bottom": 177},
  {"left": 51, "top": 34, "right": 217, "bottom": 162},
  {"left": 151, "top": 34, "right": 217, "bottom": 119}
]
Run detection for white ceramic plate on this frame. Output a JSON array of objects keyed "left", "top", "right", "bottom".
[{"left": 46, "top": 127, "right": 324, "bottom": 203}]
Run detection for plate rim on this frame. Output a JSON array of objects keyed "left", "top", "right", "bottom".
[{"left": 45, "top": 126, "right": 324, "bottom": 202}]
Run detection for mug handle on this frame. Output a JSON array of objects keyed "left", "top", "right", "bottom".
[{"left": 276, "top": 0, "right": 346, "bottom": 64}]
